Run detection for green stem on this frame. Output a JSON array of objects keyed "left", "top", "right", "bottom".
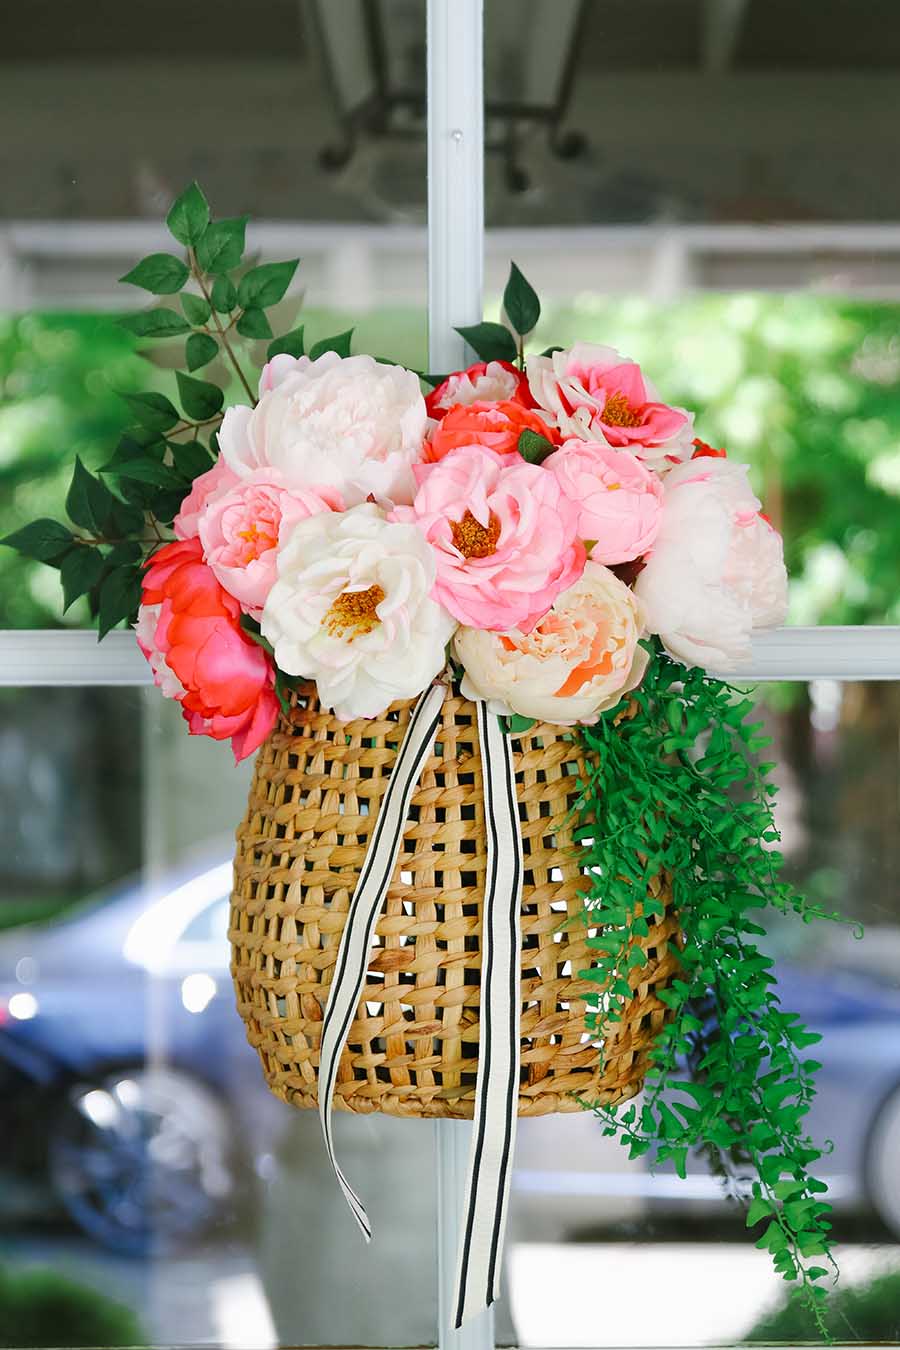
[{"left": 189, "top": 252, "right": 257, "bottom": 406}]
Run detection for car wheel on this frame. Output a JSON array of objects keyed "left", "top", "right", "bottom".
[
  {"left": 866, "top": 1081, "right": 900, "bottom": 1239},
  {"left": 48, "top": 1064, "right": 239, "bottom": 1254}
]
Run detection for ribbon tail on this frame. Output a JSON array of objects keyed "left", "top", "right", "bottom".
[
  {"left": 317, "top": 681, "right": 447, "bottom": 1241},
  {"left": 453, "top": 701, "right": 524, "bottom": 1328}
]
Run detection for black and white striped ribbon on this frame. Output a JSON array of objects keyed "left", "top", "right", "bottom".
[{"left": 316, "top": 685, "right": 523, "bottom": 1328}]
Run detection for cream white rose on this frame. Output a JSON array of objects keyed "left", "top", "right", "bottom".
[
  {"left": 219, "top": 352, "right": 427, "bottom": 506},
  {"left": 635, "top": 457, "right": 788, "bottom": 670},
  {"left": 454, "top": 562, "right": 649, "bottom": 726},
  {"left": 261, "top": 503, "right": 456, "bottom": 720}
]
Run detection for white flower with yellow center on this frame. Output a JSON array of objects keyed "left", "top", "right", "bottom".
[{"left": 261, "top": 503, "right": 456, "bottom": 720}]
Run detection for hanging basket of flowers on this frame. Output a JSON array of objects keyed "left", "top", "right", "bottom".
[{"left": 3, "top": 183, "right": 840, "bottom": 1334}]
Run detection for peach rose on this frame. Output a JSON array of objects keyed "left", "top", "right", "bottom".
[{"left": 454, "top": 562, "right": 648, "bottom": 725}]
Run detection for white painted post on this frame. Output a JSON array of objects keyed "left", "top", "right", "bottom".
[{"left": 426, "top": 5, "right": 493, "bottom": 1350}]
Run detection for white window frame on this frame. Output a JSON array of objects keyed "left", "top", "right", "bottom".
[{"left": 1, "top": 5, "right": 899, "bottom": 1349}]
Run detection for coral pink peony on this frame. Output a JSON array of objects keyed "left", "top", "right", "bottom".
[
  {"left": 425, "top": 360, "right": 534, "bottom": 417},
  {"left": 527, "top": 343, "right": 693, "bottom": 471},
  {"left": 197, "top": 471, "right": 341, "bottom": 617},
  {"left": 544, "top": 439, "right": 664, "bottom": 565},
  {"left": 136, "top": 537, "right": 279, "bottom": 761},
  {"left": 455, "top": 562, "right": 648, "bottom": 725},
  {"left": 423, "top": 399, "right": 557, "bottom": 464},
  {"left": 174, "top": 455, "right": 239, "bottom": 540},
  {"left": 395, "top": 445, "right": 585, "bottom": 632}
]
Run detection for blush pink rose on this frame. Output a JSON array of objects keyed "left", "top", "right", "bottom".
[
  {"left": 395, "top": 445, "right": 585, "bottom": 632},
  {"left": 173, "top": 455, "right": 239, "bottom": 540},
  {"left": 136, "top": 537, "right": 279, "bottom": 762},
  {"left": 544, "top": 439, "right": 664, "bottom": 565},
  {"left": 527, "top": 343, "right": 694, "bottom": 471},
  {"left": 425, "top": 359, "right": 535, "bottom": 416},
  {"left": 424, "top": 399, "right": 557, "bottom": 464},
  {"left": 197, "top": 471, "right": 341, "bottom": 617}
]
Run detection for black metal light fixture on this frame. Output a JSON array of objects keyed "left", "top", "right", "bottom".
[{"left": 306, "top": 0, "right": 589, "bottom": 192}]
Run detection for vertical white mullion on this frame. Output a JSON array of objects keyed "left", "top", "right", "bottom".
[{"left": 426, "top": 5, "right": 494, "bottom": 1350}]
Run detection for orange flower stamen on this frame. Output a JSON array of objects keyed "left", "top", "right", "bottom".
[
  {"left": 323, "top": 584, "right": 385, "bottom": 639},
  {"left": 450, "top": 510, "right": 501, "bottom": 559},
  {"left": 602, "top": 391, "right": 642, "bottom": 428}
]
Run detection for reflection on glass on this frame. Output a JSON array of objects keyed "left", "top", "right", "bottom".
[{"left": 0, "top": 682, "right": 897, "bottom": 1344}]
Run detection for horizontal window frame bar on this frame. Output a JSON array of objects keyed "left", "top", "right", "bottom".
[{"left": 0, "top": 627, "right": 898, "bottom": 687}]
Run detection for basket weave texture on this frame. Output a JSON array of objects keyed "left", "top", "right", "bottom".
[{"left": 230, "top": 683, "right": 679, "bottom": 1119}]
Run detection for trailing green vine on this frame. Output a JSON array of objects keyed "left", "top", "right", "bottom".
[{"left": 575, "top": 643, "right": 847, "bottom": 1333}]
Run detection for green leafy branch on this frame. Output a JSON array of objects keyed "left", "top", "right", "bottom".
[{"left": 576, "top": 646, "right": 847, "bottom": 1335}]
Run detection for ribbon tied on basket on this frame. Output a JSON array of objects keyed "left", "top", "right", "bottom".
[{"left": 316, "top": 681, "right": 524, "bottom": 1328}]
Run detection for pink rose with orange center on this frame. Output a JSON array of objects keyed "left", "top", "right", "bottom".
[
  {"left": 544, "top": 439, "right": 664, "bottom": 564},
  {"left": 423, "top": 399, "right": 557, "bottom": 464},
  {"left": 527, "top": 342, "right": 693, "bottom": 471},
  {"left": 454, "top": 561, "right": 648, "bottom": 725},
  {"left": 395, "top": 444, "right": 584, "bottom": 632},
  {"left": 136, "top": 537, "right": 279, "bottom": 761}
]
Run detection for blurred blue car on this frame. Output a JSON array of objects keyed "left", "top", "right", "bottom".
[{"left": 2, "top": 857, "right": 900, "bottom": 1251}]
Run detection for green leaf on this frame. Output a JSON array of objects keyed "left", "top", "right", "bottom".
[
  {"left": 210, "top": 275, "right": 237, "bottom": 313},
  {"left": 185, "top": 332, "right": 219, "bottom": 371},
  {"left": 517, "top": 427, "right": 556, "bottom": 465},
  {"left": 195, "top": 216, "right": 247, "bottom": 274},
  {"left": 119, "top": 253, "right": 189, "bottom": 295},
  {"left": 502, "top": 261, "right": 540, "bottom": 337},
  {"left": 66, "top": 457, "right": 116, "bottom": 533},
  {"left": 122, "top": 391, "right": 180, "bottom": 433},
  {"left": 60, "top": 546, "right": 106, "bottom": 612},
  {"left": 266, "top": 326, "right": 305, "bottom": 360},
  {"left": 236, "top": 306, "right": 273, "bottom": 339},
  {"left": 240, "top": 613, "right": 274, "bottom": 655},
  {"left": 98, "top": 565, "right": 142, "bottom": 640},
  {"left": 506, "top": 715, "right": 536, "bottom": 735},
  {"left": 309, "top": 329, "right": 354, "bottom": 361},
  {"left": 176, "top": 370, "right": 225, "bottom": 421},
  {"left": 111, "top": 458, "right": 184, "bottom": 489},
  {"left": 237, "top": 260, "right": 299, "bottom": 309},
  {"left": 119, "top": 307, "right": 191, "bottom": 339},
  {"left": 455, "top": 321, "right": 517, "bottom": 364},
  {"left": 540, "top": 345, "right": 564, "bottom": 358},
  {"left": 170, "top": 440, "right": 215, "bottom": 480},
  {"left": 166, "top": 182, "right": 210, "bottom": 248},
  {"left": 181, "top": 292, "right": 212, "bottom": 326},
  {"left": 1, "top": 519, "right": 75, "bottom": 565}
]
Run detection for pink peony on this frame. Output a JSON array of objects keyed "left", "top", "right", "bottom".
[
  {"left": 544, "top": 439, "right": 664, "bottom": 565},
  {"left": 136, "top": 537, "right": 279, "bottom": 762},
  {"left": 424, "top": 399, "right": 557, "bottom": 464},
  {"left": 197, "top": 471, "right": 341, "bottom": 617},
  {"left": 526, "top": 343, "right": 693, "bottom": 471},
  {"left": 425, "top": 360, "right": 534, "bottom": 416},
  {"left": 173, "top": 455, "right": 239, "bottom": 540},
  {"left": 395, "top": 445, "right": 585, "bottom": 632}
]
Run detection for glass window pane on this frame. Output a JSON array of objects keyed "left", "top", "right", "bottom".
[
  {"left": 1, "top": 1, "right": 427, "bottom": 630},
  {"left": 506, "top": 679, "right": 900, "bottom": 1347},
  {"left": 0, "top": 685, "right": 442, "bottom": 1346},
  {"left": 482, "top": 0, "right": 900, "bottom": 626}
]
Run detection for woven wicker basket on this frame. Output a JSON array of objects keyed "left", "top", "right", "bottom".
[{"left": 230, "top": 683, "right": 679, "bottom": 1119}]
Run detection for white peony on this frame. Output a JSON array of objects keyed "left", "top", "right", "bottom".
[
  {"left": 219, "top": 352, "right": 427, "bottom": 507},
  {"left": 454, "top": 562, "right": 649, "bottom": 726},
  {"left": 635, "top": 457, "right": 788, "bottom": 670},
  {"left": 261, "top": 503, "right": 456, "bottom": 720}
]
